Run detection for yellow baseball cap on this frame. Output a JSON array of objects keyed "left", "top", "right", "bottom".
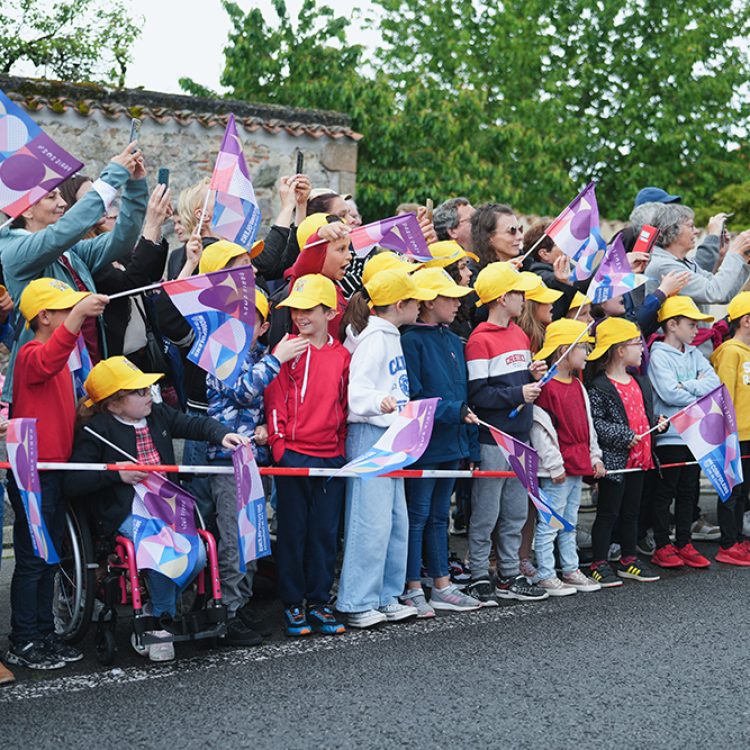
[
  {"left": 534, "top": 319, "right": 594, "bottom": 361},
  {"left": 19, "top": 277, "right": 90, "bottom": 324},
  {"left": 657, "top": 295, "right": 714, "bottom": 323},
  {"left": 255, "top": 289, "right": 270, "bottom": 321},
  {"left": 277, "top": 274, "right": 338, "bottom": 311},
  {"left": 83, "top": 356, "right": 163, "bottom": 407},
  {"left": 727, "top": 291, "right": 750, "bottom": 321},
  {"left": 297, "top": 213, "right": 337, "bottom": 250},
  {"left": 422, "top": 240, "right": 478, "bottom": 268},
  {"left": 474, "top": 262, "right": 540, "bottom": 307},
  {"left": 569, "top": 291, "right": 591, "bottom": 310},
  {"left": 198, "top": 239, "right": 264, "bottom": 275},
  {"left": 588, "top": 318, "right": 641, "bottom": 361},
  {"left": 365, "top": 269, "right": 437, "bottom": 306},
  {"left": 410, "top": 268, "right": 472, "bottom": 298},
  {"left": 361, "top": 251, "right": 421, "bottom": 286},
  {"left": 522, "top": 273, "right": 563, "bottom": 304}
]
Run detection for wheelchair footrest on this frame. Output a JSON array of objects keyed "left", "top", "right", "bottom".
[{"left": 134, "top": 605, "right": 228, "bottom": 644}]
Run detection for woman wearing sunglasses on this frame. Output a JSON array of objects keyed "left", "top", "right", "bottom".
[{"left": 471, "top": 204, "right": 525, "bottom": 268}]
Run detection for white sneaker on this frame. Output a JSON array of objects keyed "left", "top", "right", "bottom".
[
  {"left": 536, "top": 577, "right": 577, "bottom": 597},
  {"left": 347, "top": 609, "right": 387, "bottom": 628},
  {"left": 691, "top": 516, "right": 720, "bottom": 541},
  {"left": 378, "top": 602, "right": 418, "bottom": 622},
  {"left": 562, "top": 569, "right": 601, "bottom": 593},
  {"left": 147, "top": 630, "right": 175, "bottom": 662}
]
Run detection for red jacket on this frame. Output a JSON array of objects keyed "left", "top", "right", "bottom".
[
  {"left": 265, "top": 334, "right": 350, "bottom": 461},
  {"left": 12, "top": 325, "right": 79, "bottom": 461}
]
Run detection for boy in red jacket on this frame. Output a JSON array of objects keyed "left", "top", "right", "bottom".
[
  {"left": 5, "top": 278, "right": 107, "bottom": 670},
  {"left": 265, "top": 274, "right": 350, "bottom": 637}
]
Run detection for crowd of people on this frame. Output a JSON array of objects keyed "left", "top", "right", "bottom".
[{"left": 1, "top": 142, "right": 750, "bottom": 682}]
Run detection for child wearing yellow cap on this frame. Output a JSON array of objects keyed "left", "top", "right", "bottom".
[
  {"left": 398, "top": 268, "right": 485, "bottom": 613},
  {"left": 464, "top": 262, "right": 549, "bottom": 604},
  {"left": 648, "top": 297, "right": 720, "bottom": 569},
  {"left": 5, "top": 279, "right": 108, "bottom": 671},
  {"left": 264, "top": 274, "right": 351, "bottom": 637},
  {"left": 205, "top": 282, "right": 308, "bottom": 641},
  {"left": 337, "top": 268, "right": 436, "bottom": 626},
  {"left": 565, "top": 291, "right": 593, "bottom": 325},
  {"left": 710, "top": 291, "right": 750, "bottom": 565},
  {"left": 530, "top": 320, "right": 604, "bottom": 596},
  {"left": 585, "top": 318, "right": 666, "bottom": 587},
  {"left": 64, "top": 356, "right": 249, "bottom": 661}
]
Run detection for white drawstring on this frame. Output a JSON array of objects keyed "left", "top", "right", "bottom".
[{"left": 300, "top": 344, "right": 311, "bottom": 403}]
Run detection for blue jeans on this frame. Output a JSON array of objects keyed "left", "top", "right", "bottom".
[
  {"left": 405, "top": 461, "right": 459, "bottom": 582},
  {"left": 7, "top": 472, "right": 67, "bottom": 645},
  {"left": 534, "top": 476, "right": 582, "bottom": 580},
  {"left": 118, "top": 516, "right": 206, "bottom": 617},
  {"left": 337, "top": 423, "right": 409, "bottom": 612}
]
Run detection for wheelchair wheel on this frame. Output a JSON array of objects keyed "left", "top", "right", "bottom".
[{"left": 53, "top": 505, "right": 96, "bottom": 643}]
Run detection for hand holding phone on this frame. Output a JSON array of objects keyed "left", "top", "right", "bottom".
[{"left": 157, "top": 167, "right": 170, "bottom": 187}]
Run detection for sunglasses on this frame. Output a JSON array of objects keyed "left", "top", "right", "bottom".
[{"left": 505, "top": 225, "right": 524, "bottom": 235}]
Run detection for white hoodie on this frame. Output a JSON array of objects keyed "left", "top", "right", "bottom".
[{"left": 345, "top": 317, "right": 410, "bottom": 427}]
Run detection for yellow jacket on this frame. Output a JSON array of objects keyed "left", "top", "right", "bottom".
[{"left": 710, "top": 338, "right": 750, "bottom": 441}]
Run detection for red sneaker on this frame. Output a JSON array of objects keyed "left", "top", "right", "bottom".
[
  {"left": 675, "top": 543, "right": 711, "bottom": 568},
  {"left": 715, "top": 543, "right": 750, "bottom": 567},
  {"left": 651, "top": 544, "right": 685, "bottom": 568}
]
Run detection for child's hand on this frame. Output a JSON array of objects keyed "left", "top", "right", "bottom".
[
  {"left": 593, "top": 461, "right": 606, "bottom": 479},
  {"left": 463, "top": 408, "right": 480, "bottom": 425},
  {"left": 529, "top": 361, "right": 548, "bottom": 380},
  {"left": 380, "top": 395, "right": 398, "bottom": 414},
  {"left": 254, "top": 424, "right": 269, "bottom": 445},
  {"left": 273, "top": 333, "right": 309, "bottom": 364},
  {"left": 76, "top": 294, "right": 109, "bottom": 318},
  {"left": 522, "top": 382, "right": 543, "bottom": 403},
  {"left": 223, "top": 433, "right": 251, "bottom": 449},
  {"left": 657, "top": 415, "right": 670, "bottom": 433},
  {"left": 626, "top": 251, "right": 650, "bottom": 274},
  {"left": 551, "top": 471, "right": 566, "bottom": 484},
  {"left": 318, "top": 222, "right": 350, "bottom": 243},
  {"left": 116, "top": 461, "right": 149, "bottom": 485},
  {"left": 628, "top": 433, "right": 642, "bottom": 448}
]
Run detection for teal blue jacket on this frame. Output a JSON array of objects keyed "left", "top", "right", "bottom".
[{"left": 0, "top": 163, "right": 148, "bottom": 402}]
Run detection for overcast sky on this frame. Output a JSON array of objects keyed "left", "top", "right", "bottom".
[{"left": 124, "top": 0, "right": 378, "bottom": 94}]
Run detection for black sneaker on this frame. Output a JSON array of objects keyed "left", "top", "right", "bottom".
[
  {"left": 617, "top": 558, "right": 660, "bottom": 583},
  {"left": 6, "top": 640, "right": 65, "bottom": 670},
  {"left": 494, "top": 575, "right": 549, "bottom": 602},
  {"left": 307, "top": 605, "right": 346, "bottom": 635},
  {"left": 219, "top": 616, "right": 263, "bottom": 647},
  {"left": 589, "top": 562, "right": 623, "bottom": 588},
  {"left": 465, "top": 579, "right": 498, "bottom": 607},
  {"left": 42, "top": 633, "right": 84, "bottom": 662},
  {"left": 237, "top": 605, "right": 274, "bottom": 637},
  {"left": 448, "top": 553, "right": 472, "bottom": 585}
]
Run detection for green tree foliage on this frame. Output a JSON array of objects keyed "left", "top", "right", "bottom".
[
  {"left": 183, "top": 0, "right": 750, "bottom": 223},
  {"left": 0, "top": 0, "right": 142, "bottom": 88}
]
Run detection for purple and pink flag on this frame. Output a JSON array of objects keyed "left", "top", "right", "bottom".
[
  {"left": 0, "top": 90, "right": 83, "bottom": 220},
  {"left": 131, "top": 473, "right": 203, "bottom": 588},
  {"left": 6, "top": 419, "right": 59, "bottom": 563},
  {"left": 669, "top": 385, "right": 743, "bottom": 502},
  {"left": 545, "top": 181, "right": 607, "bottom": 282},
  {"left": 338, "top": 398, "right": 439, "bottom": 478},
  {"left": 232, "top": 444, "right": 271, "bottom": 571},
  {"left": 585, "top": 235, "right": 647, "bottom": 304},
  {"left": 348, "top": 213, "right": 433, "bottom": 262},
  {"left": 68, "top": 334, "right": 93, "bottom": 400},
  {"left": 162, "top": 266, "right": 256, "bottom": 387},
  {"left": 210, "top": 113, "right": 261, "bottom": 250},
  {"left": 486, "top": 424, "right": 574, "bottom": 531}
]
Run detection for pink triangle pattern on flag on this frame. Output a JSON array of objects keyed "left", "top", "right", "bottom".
[
  {"left": 348, "top": 213, "right": 433, "bottom": 261},
  {"left": 209, "top": 114, "right": 261, "bottom": 249},
  {"left": 232, "top": 444, "right": 271, "bottom": 572},
  {"left": 586, "top": 234, "right": 647, "bottom": 304},
  {"left": 5, "top": 418, "right": 59, "bottom": 563}
]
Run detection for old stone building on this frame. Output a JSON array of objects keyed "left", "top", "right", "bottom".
[{"left": 0, "top": 75, "right": 361, "bottom": 235}]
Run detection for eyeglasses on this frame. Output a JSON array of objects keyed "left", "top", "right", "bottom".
[
  {"left": 623, "top": 341, "right": 644, "bottom": 349},
  {"left": 126, "top": 387, "right": 151, "bottom": 397}
]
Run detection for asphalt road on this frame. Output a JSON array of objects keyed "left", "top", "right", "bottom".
[{"left": 3, "top": 541, "right": 750, "bottom": 749}]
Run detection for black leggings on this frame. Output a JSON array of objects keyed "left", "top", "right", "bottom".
[
  {"left": 652, "top": 445, "right": 700, "bottom": 549},
  {"left": 592, "top": 473, "right": 645, "bottom": 564},
  {"left": 718, "top": 440, "right": 750, "bottom": 549}
]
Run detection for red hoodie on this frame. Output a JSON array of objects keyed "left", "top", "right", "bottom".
[
  {"left": 265, "top": 334, "right": 350, "bottom": 461},
  {"left": 284, "top": 231, "right": 348, "bottom": 340}
]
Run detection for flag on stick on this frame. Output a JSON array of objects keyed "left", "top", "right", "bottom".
[
  {"left": 348, "top": 213, "right": 433, "bottom": 261},
  {"left": 0, "top": 90, "right": 84, "bottom": 220},
  {"left": 210, "top": 114, "right": 261, "bottom": 249},
  {"left": 669, "top": 385, "right": 743, "bottom": 502},
  {"left": 586, "top": 235, "right": 647, "bottom": 304},
  {"left": 6, "top": 419, "right": 59, "bottom": 563},
  {"left": 232, "top": 444, "right": 271, "bottom": 571}
]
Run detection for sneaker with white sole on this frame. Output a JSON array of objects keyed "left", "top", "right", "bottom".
[
  {"left": 430, "top": 584, "right": 482, "bottom": 612},
  {"left": 636, "top": 529, "right": 656, "bottom": 557},
  {"left": 465, "top": 579, "right": 498, "bottom": 607},
  {"left": 378, "top": 602, "right": 418, "bottom": 622},
  {"left": 562, "top": 569, "right": 601, "bottom": 593},
  {"left": 347, "top": 609, "right": 387, "bottom": 629},
  {"left": 536, "top": 576, "right": 577, "bottom": 597},
  {"left": 495, "top": 575, "right": 549, "bottom": 601},
  {"left": 399, "top": 590, "right": 436, "bottom": 619},
  {"left": 147, "top": 630, "right": 175, "bottom": 662},
  {"left": 691, "top": 516, "right": 720, "bottom": 541}
]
